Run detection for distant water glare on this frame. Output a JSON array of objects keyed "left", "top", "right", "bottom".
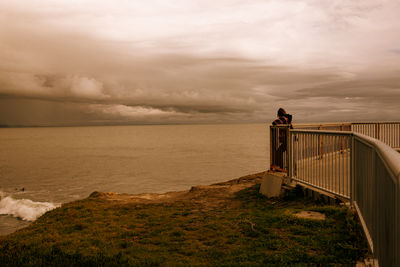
[{"left": 0, "top": 124, "right": 269, "bottom": 235}]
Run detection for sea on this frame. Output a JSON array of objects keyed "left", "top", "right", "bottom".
[{"left": 0, "top": 124, "right": 269, "bottom": 236}]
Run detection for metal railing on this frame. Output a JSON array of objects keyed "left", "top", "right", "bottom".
[
  {"left": 352, "top": 122, "right": 400, "bottom": 149},
  {"left": 352, "top": 133, "right": 400, "bottom": 267},
  {"left": 269, "top": 122, "right": 400, "bottom": 266},
  {"left": 289, "top": 129, "right": 352, "bottom": 199},
  {"left": 293, "top": 122, "right": 400, "bottom": 149}
]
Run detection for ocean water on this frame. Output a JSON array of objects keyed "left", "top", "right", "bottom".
[{"left": 0, "top": 124, "right": 269, "bottom": 235}]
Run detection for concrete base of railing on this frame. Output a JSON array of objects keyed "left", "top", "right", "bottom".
[
  {"left": 296, "top": 182, "right": 348, "bottom": 205},
  {"left": 260, "top": 170, "right": 349, "bottom": 205},
  {"left": 259, "top": 171, "right": 285, "bottom": 198}
]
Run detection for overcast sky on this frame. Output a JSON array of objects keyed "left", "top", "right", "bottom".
[{"left": 0, "top": 0, "right": 399, "bottom": 126}]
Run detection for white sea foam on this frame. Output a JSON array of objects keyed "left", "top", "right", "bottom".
[{"left": 0, "top": 191, "right": 58, "bottom": 221}]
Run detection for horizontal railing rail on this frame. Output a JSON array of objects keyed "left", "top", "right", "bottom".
[{"left": 294, "top": 123, "right": 351, "bottom": 132}]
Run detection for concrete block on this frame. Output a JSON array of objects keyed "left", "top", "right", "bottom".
[{"left": 259, "top": 172, "right": 283, "bottom": 198}]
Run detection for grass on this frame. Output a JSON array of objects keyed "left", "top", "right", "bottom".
[{"left": 0, "top": 184, "right": 368, "bottom": 266}]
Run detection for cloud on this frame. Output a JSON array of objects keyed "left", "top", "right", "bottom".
[
  {"left": 92, "top": 104, "right": 179, "bottom": 118},
  {"left": 389, "top": 48, "right": 400, "bottom": 55},
  {"left": 60, "top": 76, "right": 108, "bottom": 99},
  {"left": 0, "top": 0, "right": 399, "bottom": 125}
]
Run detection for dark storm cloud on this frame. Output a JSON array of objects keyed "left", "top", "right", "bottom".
[
  {"left": 0, "top": 52, "right": 342, "bottom": 123},
  {"left": 296, "top": 74, "right": 400, "bottom": 99},
  {"left": 263, "top": 71, "right": 400, "bottom": 122},
  {"left": 389, "top": 49, "right": 400, "bottom": 55},
  {"left": 0, "top": 98, "right": 106, "bottom": 126}
]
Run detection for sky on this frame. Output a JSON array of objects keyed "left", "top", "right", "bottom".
[{"left": 0, "top": 0, "right": 399, "bottom": 126}]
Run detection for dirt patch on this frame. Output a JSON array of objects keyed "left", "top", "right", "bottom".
[{"left": 294, "top": 211, "right": 326, "bottom": 220}]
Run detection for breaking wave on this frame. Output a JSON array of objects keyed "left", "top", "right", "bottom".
[{"left": 0, "top": 191, "right": 58, "bottom": 221}]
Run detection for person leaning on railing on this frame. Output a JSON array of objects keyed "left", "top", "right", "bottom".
[
  {"left": 272, "top": 108, "right": 293, "bottom": 127},
  {"left": 271, "top": 108, "right": 293, "bottom": 171}
]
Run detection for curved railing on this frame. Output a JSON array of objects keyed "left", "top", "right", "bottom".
[
  {"left": 352, "top": 133, "right": 400, "bottom": 267},
  {"left": 270, "top": 122, "right": 400, "bottom": 266}
]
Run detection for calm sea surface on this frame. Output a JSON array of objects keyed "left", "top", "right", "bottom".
[{"left": 0, "top": 124, "right": 269, "bottom": 235}]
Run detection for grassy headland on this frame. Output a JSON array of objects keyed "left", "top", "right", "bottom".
[{"left": 0, "top": 172, "right": 367, "bottom": 266}]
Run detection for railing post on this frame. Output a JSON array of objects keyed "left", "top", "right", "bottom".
[
  {"left": 375, "top": 123, "right": 380, "bottom": 140},
  {"left": 350, "top": 133, "right": 355, "bottom": 205},
  {"left": 318, "top": 125, "right": 323, "bottom": 159},
  {"left": 340, "top": 124, "right": 344, "bottom": 153},
  {"left": 270, "top": 126, "right": 273, "bottom": 170},
  {"left": 287, "top": 127, "right": 292, "bottom": 178}
]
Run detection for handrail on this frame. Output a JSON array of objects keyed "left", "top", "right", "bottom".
[
  {"left": 294, "top": 123, "right": 351, "bottom": 128},
  {"left": 290, "top": 129, "right": 353, "bottom": 135},
  {"left": 352, "top": 121, "right": 400, "bottom": 124},
  {"left": 295, "top": 121, "right": 400, "bottom": 127}
]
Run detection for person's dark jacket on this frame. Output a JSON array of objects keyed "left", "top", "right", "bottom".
[{"left": 272, "top": 116, "right": 290, "bottom": 125}]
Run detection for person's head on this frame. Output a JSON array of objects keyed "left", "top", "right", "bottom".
[{"left": 277, "top": 108, "right": 286, "bottom": 117}]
